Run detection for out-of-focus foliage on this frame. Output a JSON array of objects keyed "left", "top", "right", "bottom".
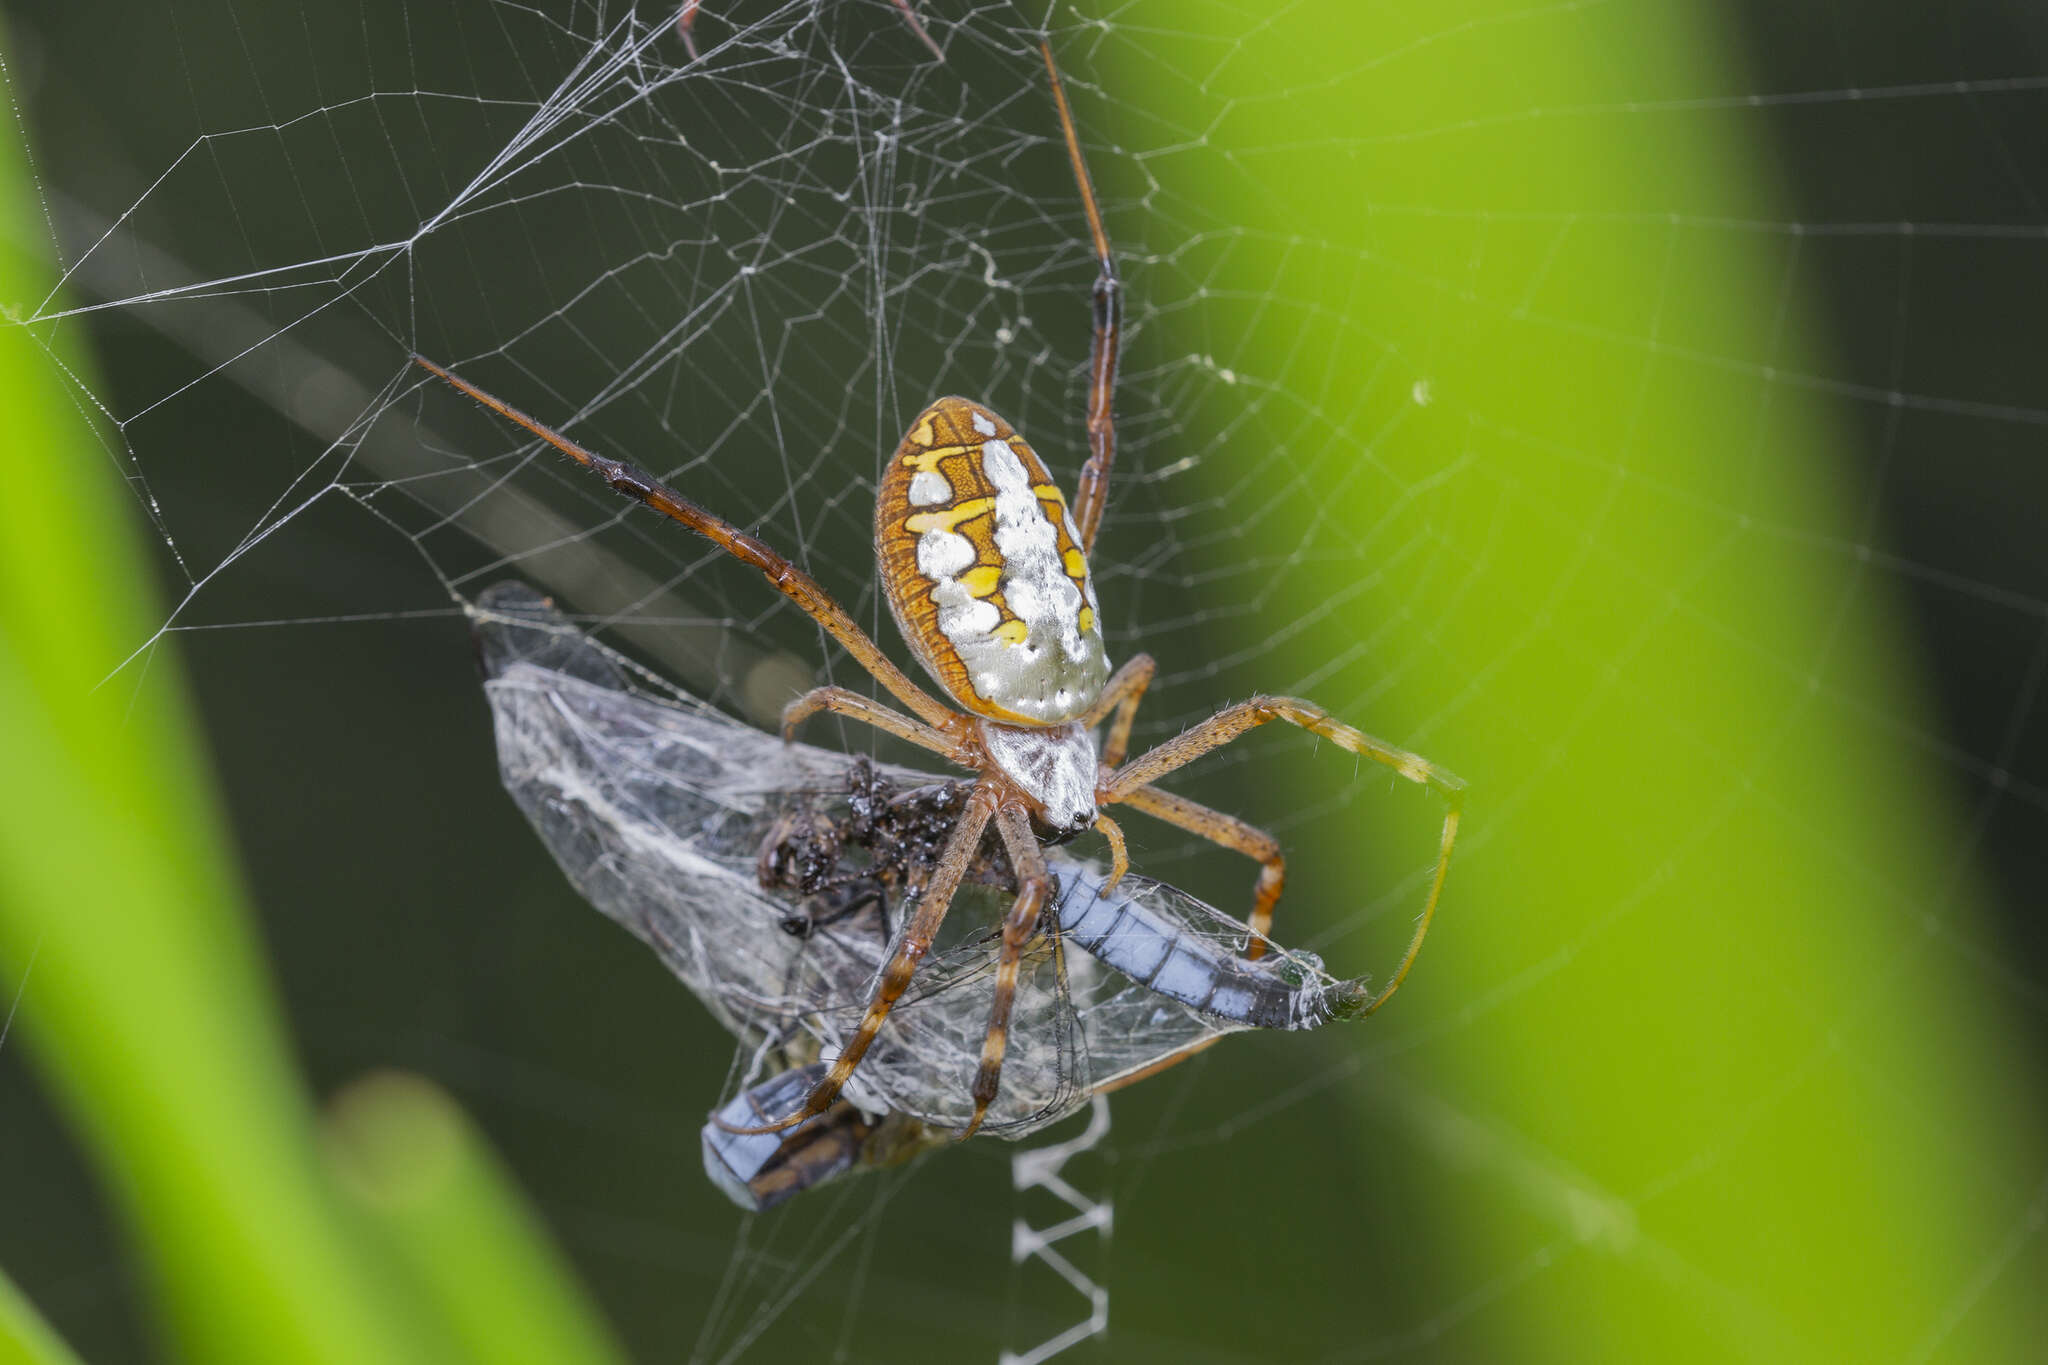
[
  {"left": 0, "top": 19, "right": 623, "bottom": 1361},
  {"left": 3, "top": 1, "right": 2044, "bottom": 1361},
  {"left": 1126, "top": 4, "right": 2047, "bottom": 1360}
]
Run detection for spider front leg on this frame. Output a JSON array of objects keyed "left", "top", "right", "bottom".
[
  {"left": 1082, "top": 653, "right": 1155, "bottom": 768},
  {"left": 1091, "top": 812, "right": 1129, "bottom": 895},
  {"left": 781, "top": 686, "right": 972, "bottom": 763},
  {"left": 1041, "top": 40, "right": 1122, "bottom": 553},
  {"left": 715, "top": 781, "right": 997, "bottom": 1136},
  {"left": 1115, "top": 784, "right": 1285, "bottom": 961},
  {"left": 960, "top": 806, "right": 1054, "bottom": 1139},
  {"left": 413, "top": 357, "right": 956, "bottom": 733},
  {"left": 1103, "top": 696, "right": 1465, "bottom": 1014}
]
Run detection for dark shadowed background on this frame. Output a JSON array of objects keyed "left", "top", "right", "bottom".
[{"left": 3, "top": 2, "right": 2046, "bottom": 1362}]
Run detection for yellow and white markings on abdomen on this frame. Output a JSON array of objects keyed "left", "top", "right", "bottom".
[{"left": 877, "top": 397, "right": 1110, "bottom": 728}]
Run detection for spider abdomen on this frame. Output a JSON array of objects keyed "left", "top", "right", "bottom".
[{"left": 877, "top": 397, "right": 1110, "bottom": 725}]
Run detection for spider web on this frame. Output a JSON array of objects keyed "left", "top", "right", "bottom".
[{"left": 6, "top": 0, "right": 2048, "bottom": 1361}]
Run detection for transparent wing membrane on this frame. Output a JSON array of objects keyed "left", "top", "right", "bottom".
[{"left": 474, "top": 582, "right": 1360, "bottom": 1167}]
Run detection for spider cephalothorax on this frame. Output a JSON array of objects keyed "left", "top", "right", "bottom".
[{"left": 417, "top": 40, "right": 1464, "bottom": 1140}]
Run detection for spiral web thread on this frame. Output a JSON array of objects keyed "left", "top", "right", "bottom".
[{"left": 6, "top": 0, "right": 2048, "bottom": 1361}]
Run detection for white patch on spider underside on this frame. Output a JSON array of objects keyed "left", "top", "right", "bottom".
[
  {"left": 914, "top": 412, "right": 1109, "bottom": 723},
  {"left": 968, "top": 439, "right": 1105, "bottom": 714},
  {"left": 981, "top": 438, "right": 1087, "bottom": 662},
  {"left": 930, "top": 577, "right": 999, "bottom": 642},
  {"left": 917, "top": 527, "right": 975, "bottom": 579},
  {"left": 908, "top": 469, "right": 952, "bottom": 506},
  {"left": 980, "top": 719, "right": 1098, "bottom": 832},
  {"left": 919, "top": 528, "right": 999, "bottom": 643}
]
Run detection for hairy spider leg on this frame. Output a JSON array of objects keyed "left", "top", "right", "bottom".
[
  {"left": 1104, "top": 696, "right": 1465, "bottom": 1014},
  {"left": 1081, "top": 651, "right": 1285, "bottom": 949},
  {"left": 961, "top": 805, "right": 1055, "bottom": 1138},
  {"left": 676, "top": 0, "right": 944, "bottom": 63},
  {"left": 1115, "top": 783, "right": 1286, "bottom": 961},
  {"left": 1091, "top": 811, "right": 1129, "bottom": 894},
  {"left": 412, "top": 357, "right": 957, "bottom": 733},
  {"left": 783, "top": 671, "right": 1142, "bottom": 901},
  {"left": 1080, "top": 652, "right": 1155, "bottom": 768},
  {"left": 1093, "top": 1034, "right": 1226, "bottom": 1095},
  {"left": 1040, "top": 40, "right": 1122, "bottom": 554},
  {"left": 717, "top": 780, "right": 998, "bottom": 1135},
  {"left": 781, "top": 686, "right": 967, "bottom": 761}
]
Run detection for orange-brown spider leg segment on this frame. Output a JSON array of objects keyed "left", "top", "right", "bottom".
[
  {"left": 677, "top": 0, "right": 944, "bottom": 63},
  {"left": 1113, "top": 783, "right": 1284, "bottom": 961},
  {"left": 675, "top": 0, "right": 705, "bottom": 57},
  {"left": 781, "top": 686, "right": 969, "bottom": 763},
  {"left": 1104, "top": 696, "right": 1465, "bottom": 1013},
  {"left": 1040, "top": 40, "right": 1121, "bottom": 554},
  {"left": 961, "top": 805, "right": 1054, "bottom": 1139},
  {"left": 413, "top": 357, "right": 955, "bottom": 732},
  {"left": 1093, "top": 1034, "right": 1224, "bottom": 1095},
  {"left": 1092, "top": 811, "right": 1129, "bottom": 896},
  {"left": 1082, "top": 652, "right": 1154, "bottom": 768},
  {"left": 715, "top": 781, "right": 996, "bottom": 1135}
]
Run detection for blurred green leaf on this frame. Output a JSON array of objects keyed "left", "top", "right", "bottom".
[
  {"left": 326, "top": 1072, "right": 628, "bottom": 1365},
  {"left": 1132, "top": 2, "right": 2048, "bottom": 1360},
  {"left": 0, "top": 20, "right": 620, "bottom": 1364},
  {"left": 0, "top": 1265, "right": 87, "bottom": 1365}
]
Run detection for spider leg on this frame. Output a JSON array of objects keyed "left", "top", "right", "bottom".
[
  {"left": 414, "top": 357, "right": 955, "bottom": 731},
  {"left": 677, "top": 0, "right": 944, "bottom": 63},
  {"left": 714, "top": 781, "right": 996, "bottom": 1136},
  {"left": 1092, "top": 812, "right": 1129, "bottom": 896},
  {"left": 1102, "top": 696, "right": 1464, "bottom": 1013},
  {"left": 674, "top": 0, "right": 704, "bottom": 57},
  {"left": 883, "top": 0, "right": 945, "bottom": 61},
  {"left": 1114, "top": 784, "right": 1284, "bottom": 961},
  {"left": 1040, "top": 40, "right": 1121, "bottom": 554},
  {"left": 1093, "top": 1035, "right": 1224, "bottom": 1094},
  {"left": 1081, "top": 652, "right": 1154, "bottom": 768},
  {"left": 782, "top": 686, "right": 970, "bottom": 762},
  {"left": 961, "top": 805, "right": 1054, "bottom": 1139}
]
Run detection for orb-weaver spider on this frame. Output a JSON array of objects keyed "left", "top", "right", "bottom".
[{"left": 416, "top": 41, "right": 1464, "bottom": 1139}]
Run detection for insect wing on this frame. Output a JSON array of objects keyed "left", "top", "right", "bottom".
[
  {"left": 477, "top": 582, "right": 846, "bottom": 1042},
  {"left": 477, "top": 582, "right": 1079, "bottom": 1130},
  {"left": 473, "top": 583, "right": 1358, "bottom": 1139},
  {"left": 872, "top": 881, "right": 1092, "bottom": 1134}
]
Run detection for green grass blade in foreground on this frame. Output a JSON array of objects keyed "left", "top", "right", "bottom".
[
  {"left": 327, "top": 1074, "right": 630, "bottom": 1365},
  {"left": 1121, "top": 3, "right": 2048, "bottom": 1359},
  {"left": 0, "top": 25, "right": 617, "bottom": 1364},
  {"left": 0, "top": 1266, "right": 88, "bottom": 1365},
  {"left": 0, "top": 143, "right": 433, "bottom": 1365}
]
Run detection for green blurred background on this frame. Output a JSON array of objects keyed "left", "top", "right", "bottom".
[{"left": 4, "top": 1, "right": 2046, "bottom": 1362}]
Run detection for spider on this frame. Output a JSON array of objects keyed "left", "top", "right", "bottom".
[{"left": 416, "top": 41, "right": 1465, "bottom": 1139}]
